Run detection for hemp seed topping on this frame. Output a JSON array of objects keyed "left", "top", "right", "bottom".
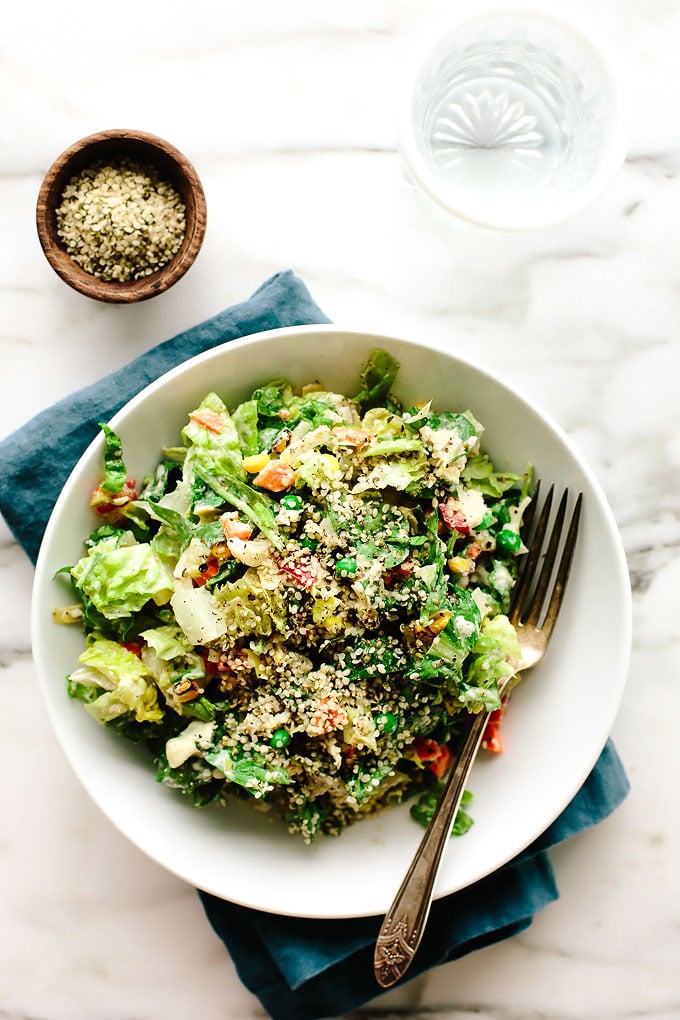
[{"left": 56, "top": 158, "right": 186, "bottom": 282}]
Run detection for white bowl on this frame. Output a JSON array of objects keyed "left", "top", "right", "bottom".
[{"left": 31, "top": 326, "right": 631, "bottom": 918}]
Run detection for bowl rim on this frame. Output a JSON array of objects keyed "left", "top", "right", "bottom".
[
  {"left": 31, "top": 324, "right": 633, "bottom": 916},
  {"left": 35, "top": 127, "right": 207, "bottom": 303}
]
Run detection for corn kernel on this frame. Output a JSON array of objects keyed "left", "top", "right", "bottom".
[
  {"left": 243, "top": 452, "right": 270, "bottom": 473},
  {"left": 447, "top": 556, "right": 472, "bottom": 574}
]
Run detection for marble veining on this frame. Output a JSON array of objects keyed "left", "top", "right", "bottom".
[{"left": 1, "top": 0, "right": 679, "bottom": 1018}]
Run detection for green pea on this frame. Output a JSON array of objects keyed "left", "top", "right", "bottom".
[
  {"left": 280, "top": 494, "right": 302, "bottom": 510},
  {"left": 375, "top": 712, "right": 398, "bottom": 734},
  {"left": 300, "top": 535, "right": 318, "bottom": 550},
  {"left": 270, "top": 728, "right": 291, "bottom": 749},
  {"left": 335, "top": 556, "right": 357, "bottom": 577},
  {"left": 496, "top": 528, "right": 521, "bottom": 555}
]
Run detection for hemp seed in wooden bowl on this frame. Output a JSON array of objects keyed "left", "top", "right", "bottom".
[{"left": 36, "top": 129, "right": 207, "bottom": 303}]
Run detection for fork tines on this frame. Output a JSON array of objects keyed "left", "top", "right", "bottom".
[{"left": 511, "top": 483, "right": 583, "bottom": 638}]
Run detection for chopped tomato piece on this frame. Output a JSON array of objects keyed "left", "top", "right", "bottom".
[
  {"left": 253, "top": 459, "right": 296, "bottom": 492},
  {"left": 277, "top": 552, "right": 323, "bottom": 589},
  {"left": 413, "top": 737, "right": 440, "bottom": 761},
  {"left": 189, "top": 408, "right": 226, "bottom": 433},
  {"left": 309, "top": 696, "right": 349, "bottom": 735}
]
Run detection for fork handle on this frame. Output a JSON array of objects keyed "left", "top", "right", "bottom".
[{"left": 373, "top": 708, "right": 489, "bottom": 988}]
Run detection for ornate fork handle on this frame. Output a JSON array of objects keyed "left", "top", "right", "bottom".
[
  {"left": 374, "top": 486, "right": 582, "bottom": 989},
  {"left": 374, "top": 706, "right": 491, "bottom": 988}
]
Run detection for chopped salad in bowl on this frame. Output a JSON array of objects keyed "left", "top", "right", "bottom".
[{"left": 55, "top": 349, "right": 533, "bottom": 842}]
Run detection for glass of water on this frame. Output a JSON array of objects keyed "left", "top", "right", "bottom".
[{"left": 398, "top": 9, "right": 627, "bottom": 230}]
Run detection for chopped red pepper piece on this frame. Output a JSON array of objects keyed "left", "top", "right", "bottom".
[
  {"left": 193, "top": 557, "right": 220, "bottom": 586},
  {"left": 383, "top": 559, "right": 415, "bottom": 587},
  {"left": 201, "top": 656, "right": 221, "bottom": 675},
  {"left": 89, "top": 479, "right": 138, "bottom": 522},
  {"left": 413, "top": 737, "right": 452, "bottom": 777},
  {"left": 482, "top": 700, "right": 507, "bottom": 753},
  {"left": 429, "top": 743, "right": 452, "bottom": 778},
  {"left": 438, "top": 500, "right": 471, "bottom": 534},
  {"left": 121, "top": 641, "right": 143, "bottom": 658}
]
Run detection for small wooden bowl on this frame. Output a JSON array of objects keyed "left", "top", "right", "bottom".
[{"left": 36, "top": 129, "right": 207, "bottom": 303}]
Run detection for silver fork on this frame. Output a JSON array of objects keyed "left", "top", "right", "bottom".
[{"left": 373, "top": 484, "right": 583, "bottom": 989}]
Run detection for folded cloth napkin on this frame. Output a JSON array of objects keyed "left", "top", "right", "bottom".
[
  {"left": 200, "top": 738, "right": 629, "bottom": 1020},
  {"left": 0, "top": 269, "right": 630, "bottom": 1020}
]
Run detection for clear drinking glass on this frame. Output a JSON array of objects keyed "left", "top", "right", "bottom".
[{"left": 398, "top": 9, "right": 627, "bottom": 230}]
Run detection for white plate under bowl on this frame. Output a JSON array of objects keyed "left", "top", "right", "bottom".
[{"left": 31, "top": 326, "right": 631, "bottom": 918}]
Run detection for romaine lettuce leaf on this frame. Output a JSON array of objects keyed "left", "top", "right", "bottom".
[
  {"left": 170, "top": 587, "right": 229, "bottom": 645},
  {"left": 150, "top": 526, "right": 183, "bottom": 570},
  {"left": 68, "top": 638, "right": 163, "bottom": 724},
  {"left": 140, "top": 624, "right": 207, "bottom": 693},
  {"left": 481, "top": 613, "right": 521, "bottom": 661},
  {"left": 195, "top": 467, "right": 282, "bottom": 549},
  {"left": 138, "top": 459, "right": 179, "bottom": 504},
  {"left": 71, "top": 541, "right": 173, "bottom": 619},
  {"left": 231, "top": 399, "right": 260, "bottom": 456},
  {"left": 361, "top": 437, "right": 424, "bottom": 458},
  {"left": 250, "top": 380, "right": 293, "bottom": 419},
  {"left": 182, "top": 392, "right": 244, "bottom": 479},
  {"left": 352, "top": 349, "right": 399, "bottom": 413},
  {"left": 215, "top": 572, "right": 288, "bottom": 637},
  {"left": 98, "top": 422, "right": 127, "bottom": 494},
  {"left": 141, "top": 500, "right": 224, "bottom": 552},
  {"left": 461, "top": 453, "right": 521, "bottom": 498},
  {"left": 461, "top": 613, "right": 521, "bottom": 704},
  {"left": 361, "top": 406, "right": 404, "bottom": 436}
]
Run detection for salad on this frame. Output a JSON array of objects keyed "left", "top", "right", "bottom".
[{"left": 55, "top": 350, "right": 532, "bottom": 842}]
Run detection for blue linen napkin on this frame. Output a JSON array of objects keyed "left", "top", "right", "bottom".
[
  {"left": 199, "top": 738, "right": 628, "bottom": 1020},
  {"left": 0, "top": 269, "right": 630, "bottom": 1020}
]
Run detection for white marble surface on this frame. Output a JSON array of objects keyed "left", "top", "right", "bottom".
[{"left": 1, "top": 0, "right": 678, "bottom": 1017}]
